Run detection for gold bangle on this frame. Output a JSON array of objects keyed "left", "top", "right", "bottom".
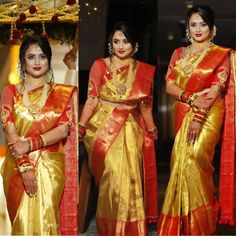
[
  {"left": 147, "top": 126, "right": 157, "bottom": 132},
  {"left": 39, "top": 135, "right": 47, "bottom": 147},
  {"left": 79, "top": 122, "right": 86, "bottom": 128}
]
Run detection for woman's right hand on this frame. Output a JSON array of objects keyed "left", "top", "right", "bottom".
[
  {"left": 8, "top": 139, "right": 29, "bottom": 157},
  {"left": 21, "top": 170, "right": 37, "bottom": 197},
  {"left": 192, "top": 94, "right": 213, "bottom": 110}
]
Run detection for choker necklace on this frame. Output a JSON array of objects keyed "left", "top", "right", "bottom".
[{"left": 23, "top": 83, "right": 49, "bottom": 118}]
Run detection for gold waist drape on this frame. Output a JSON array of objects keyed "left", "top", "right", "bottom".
[{"left": 84, "top": 102, "right": 147, "bottom": 236}]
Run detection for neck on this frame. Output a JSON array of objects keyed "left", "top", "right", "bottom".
[
  {"left": 24, "top": 76, "right": 47, "bottom": 90},
  {"left": 112, "top": 55, "right": 133, "bottom": 67},
  {"left": 191, "top": 40, "right": 211, "bottom": 51}
]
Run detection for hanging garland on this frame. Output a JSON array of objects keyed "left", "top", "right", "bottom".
[{"left": 0, "top": 0, "right": 79, "bottom": 45}]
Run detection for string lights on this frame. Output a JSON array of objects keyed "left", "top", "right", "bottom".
[{"left": 0, "top": 0, "right": 79, "bottom": 44}]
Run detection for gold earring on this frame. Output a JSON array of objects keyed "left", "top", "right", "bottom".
[
  {"left": 186, "top": 29, "right": 193, "bottom": 44},
  {"left": 210, "top": 25, "right": 217, "bottom": 41},
  {"left": 108, "top": 43, "right": 113, "bottom": 55}
]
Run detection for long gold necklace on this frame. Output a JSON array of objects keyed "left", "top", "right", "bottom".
[
  {"left": 110, "top": 57, "right": 135, "bottom": 95},
  {"left": 22, "top": 83, "right": 49, "bottom": 118},
  {"left": 181, "top": 43, "right": 212, "bottom": 77}
]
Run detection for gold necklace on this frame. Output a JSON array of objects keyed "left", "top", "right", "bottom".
[
  {"left": 181, "top": 43, "right": 212, "bottom": 77},
  {"left": 110, "top": 57, "right": 135, "bottom": 95},
  {"left": 22, "top": 83, "right": 49, "bottom": 118}
]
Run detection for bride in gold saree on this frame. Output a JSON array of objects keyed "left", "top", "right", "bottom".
[
  {"left": 79, "top": 22, "right": 158, "bottom": 235},
  {"left": 158, "top": 5, "right": 235, "bottom": 235},
  {"left": 0, "top": 36, "right": 78, "bottom": 235}
]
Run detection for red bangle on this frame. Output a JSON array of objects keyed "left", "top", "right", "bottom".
[
  {"left": 28, "top": 136, "right": 42, "bottom": 152},
  {"left": 181, "top": 91, "right": 192, "bottom": 103},
  {"left": 79, "top": 123, "right": 86, "bottom": 139}
]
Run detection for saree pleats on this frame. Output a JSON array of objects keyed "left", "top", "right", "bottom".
[
  {"left": 85, "top": 104, "right": 147, "bottom": 236},
  {"left": 159, "top": 98, "right": 224, "bottom": 235},
  {"left": 10, "top": 151, "right": 65, "bottom": 235}
]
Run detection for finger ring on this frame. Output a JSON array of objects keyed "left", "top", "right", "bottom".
[
  {"left": 193, "top": 131, "right": 196, "bottom": 133},
  {"left": 34, "top": 181, "right": 37, "bottom": 184}
]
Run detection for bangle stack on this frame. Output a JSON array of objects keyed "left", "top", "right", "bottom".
[
  {"left": 79, "top": 122, "right": 86, "bottom": 139},
  {"left": 27, "top": 135, "right": 46, "bottom": 152},
  {"left": 193, "top": 108, "right": 208, "bottom": 125},
  {"left": 14, "top": 154, "right": 33, "bottom": 173},
  {"left": 179, "top": 91, "right": 198, "bottom": 106},
  {"left": 147, "top": 126, "right": 158, "bottom": 140}
]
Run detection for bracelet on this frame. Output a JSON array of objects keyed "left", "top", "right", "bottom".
[
  {"left": 193, "top": 108, "right": 208, "bottom": 125},
  {"left": 39, "top": 135, "right": 47, "bottom": 147},
  {"left": 79, "top": 122, "right": 86, "bottom": 128},
  {"left": 18, "top": 164, "right": 33, "bottom": 173},
  {"left": 79, "top": 123, "right": 86, "bottom": 139},
  {"left": 27, "top": 136, "right": 43, "bottom": 152},
  {"left": 178, "top": 91, "right": 184, "bottom": 101},
  {"left": 147, "top": 126, "right": 158, "bottom": 140},
  {"left": 186, "top": 93, "right": 198, "bottom": 106},
  {"left": 14, "top": 154, "right": 33, "bottom": 173},
  {"left": 147, "top": 126, "right": 157, "bottom": 132},
  {"left": 181, "top": 91, "right": 192, "bottom": 103}
]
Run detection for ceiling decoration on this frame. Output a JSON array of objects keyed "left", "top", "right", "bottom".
[{"left": 0, "top": 0, "right": 79, "bottom": 45}]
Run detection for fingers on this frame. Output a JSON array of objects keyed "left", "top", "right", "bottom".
[
  {"left": 25, "top": 180, "right": 37, "bottom": 198},
  {"left": 187, "top": 129, "right": 198, "bottom": 144},
  {"left": 22, "top": 171, "right": 37, "bottom": 197}
]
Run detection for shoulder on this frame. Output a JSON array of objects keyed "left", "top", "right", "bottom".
[
  {"left": 213, "top": 44, "right": 231, "bottom": 52},
  {"left": 53, "top": 83, "right": 77, "bottom": 92}
]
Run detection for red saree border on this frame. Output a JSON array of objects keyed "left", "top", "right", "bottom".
[
  {"left": 91, "top": 107, "right": 130, "bottom": 185},
  {"left": 96, "top": 217, "right": 147, "bottom": 236},
  {"left": 134, "top": 62, "right": 158, "bottom": 222},
  {"left": 219, "top": 51, "right": 236, "bottom": 225},
  {"left": 175, "top": 45, "right": 231, "bottom": 134},
  {"left": 158, "top": 200, "right": 219, "bottom": 235}
]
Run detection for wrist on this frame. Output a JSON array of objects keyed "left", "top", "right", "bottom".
[
  {"left": 79, "top": 122, "right": 86, "bottom": 139},
  {"left": 147, "top": 126, "right": 158, "bottom": 140},
  {"left": 27, "top": 135, "right": 46, "bottom": 152}
]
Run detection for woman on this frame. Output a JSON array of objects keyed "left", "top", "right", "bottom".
[
  {"left": 79, "top": 21, "right": 158, "bottom": 235},
  {"left": 0, "top": 36, "right": 78, "bottom": 235},
  {"left": 158, "top": 5, "right": 235, "bottom": 235}
]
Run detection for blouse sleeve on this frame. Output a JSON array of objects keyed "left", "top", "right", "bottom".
[
  {"left": 166, "top": 48, "right": 181, "bottom": 82},
  {"left": 87, "top": 60, "right": 104, "bottom": 97},
  {"left": 211, "top": 54, "right": 230, "bottom": 88},
  {"left": 0, "top": 85, "right": 15, "bottom": 128}
]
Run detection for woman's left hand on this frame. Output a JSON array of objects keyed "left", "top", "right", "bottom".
[
  {"left": 8, "top": 140, "right": 30, "bottom": 157},
  {"left": 187, "top": 120, "right": 201, "bottom": 144}
]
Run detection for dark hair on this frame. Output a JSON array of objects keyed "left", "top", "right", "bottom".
[
  {"left": 186, "top": 5, "right": 215, "bottom": 31},
  {"left": 108, "top": 21, "right": 137, "bottom": 49},
  {"left": 19, "top": 35, "right": 52, "bottom": 79}
]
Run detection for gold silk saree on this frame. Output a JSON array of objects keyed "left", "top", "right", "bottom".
[
  {"left": 0, "top": 83, "right": 78, "bottom": 235},
  {"left": 158, "top": 45, "right": 233, "bottom": 235},
  {"left": 83, "top": 59, "right": 158, "bottom": 236}
]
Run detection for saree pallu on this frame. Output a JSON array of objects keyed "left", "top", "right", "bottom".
[
  {"left": 158, "top": 45, "right": 231, "bottom": 235},
  {"left": 84, "top": 59, "right": 158, "bottom": 236},
  {"left": 1, "top": 83, "right": 78, "bottom": 235},
  {"left": 219, "top": 51, "right": 236, "bottom": 225}
]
